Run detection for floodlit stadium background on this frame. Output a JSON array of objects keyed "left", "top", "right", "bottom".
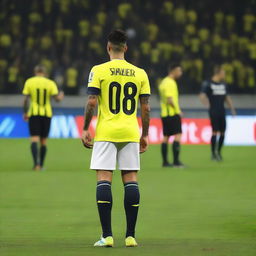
[
  {"left": 0, "top": 0, "right": 255, "bottom": 144},
  {"left": 1, "top": 2, "right": 256, "bottom": 256}
]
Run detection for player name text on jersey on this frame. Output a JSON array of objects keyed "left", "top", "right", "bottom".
[{"left": 110, "top": 68, "right": 135, "bottom": 77}]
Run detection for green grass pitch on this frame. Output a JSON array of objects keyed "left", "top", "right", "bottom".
[{"left": 0, "top": 139, "right": 256, "bottom": 256}]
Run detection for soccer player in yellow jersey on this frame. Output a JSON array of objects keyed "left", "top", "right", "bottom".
[
  {"left": 22, "top": 65, "right": 64, "bottom": 170},
  {"left": 81, "top": 30, "right": 151, "bottom": 247},
  {"left": 159, "top": 63, "right": 184, "bottom": 168}
]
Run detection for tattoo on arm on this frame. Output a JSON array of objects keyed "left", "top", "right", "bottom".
[
  {"left": 83, "top": 95, "right": 97, "bottom": 130},
  {"left": 140, "top": 96, "right": 150, "bottom": 104},
  {"left": 140, "top": 96, "right": 150, "bottom": 137},
  {"left": 142, "top": 110, "right": 150, "bottom": 137}
]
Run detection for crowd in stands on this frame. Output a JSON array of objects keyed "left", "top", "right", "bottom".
[{"left": 0, "top": 0, "right": 255, "bottom": 95}]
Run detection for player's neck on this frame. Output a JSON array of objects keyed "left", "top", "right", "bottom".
[
  {"left": 211, "top": 75, "right": 221, "bottom": 83},
  {"left": 168, "top": 74, "right": 175, "bottom": 79},
  {"left": 109, "top": 53, "right": 125, "bottom": 60},
  {"left": 36, "top": 73, "right": 45, "bottom": 77}
]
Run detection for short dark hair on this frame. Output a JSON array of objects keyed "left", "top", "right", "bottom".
[
  {"left": 168, "top": 63, "right": 181, "bottom": 72},
  {"left": 34, "top": 64, "right": 47, "bottom": 74},
  {"left": 108, "top": 29, "right": 127, "bottom": 52}
]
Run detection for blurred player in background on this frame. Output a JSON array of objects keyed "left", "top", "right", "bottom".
[
  {"left": 22, "top": 65, "right": 64, "bottom": 170},
  {"left": 159, "top": 64, "right": 184, "bottom": 168},
  {"left": 81, "top": 29, "right": 150, "bottom": 247},
  {"left": 199, "top": 65, "right": 236, "bottom": 161}
]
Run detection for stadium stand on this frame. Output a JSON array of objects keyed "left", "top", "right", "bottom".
[{"left": 0, "top": 0, "right": 255, "bottom": 95}]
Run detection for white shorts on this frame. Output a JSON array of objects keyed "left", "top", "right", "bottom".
[{"left": 90, "top": 142, "right": 140, "bottom": 171}]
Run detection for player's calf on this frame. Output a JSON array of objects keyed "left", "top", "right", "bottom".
[
  {"left": 124, "top": 182, "right": 140, "bottom": 238},
  {"left": 96, "top": 180, "right": 113, "bottom": 238}
]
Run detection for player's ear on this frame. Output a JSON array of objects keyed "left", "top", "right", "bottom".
[
  {"left": 107, "top": 42, "right": 111, "bottom": 54},
  {"left": 124, "top": 45, "right": 128, "bottom": 53}
]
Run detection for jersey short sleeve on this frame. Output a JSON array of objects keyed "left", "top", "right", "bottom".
[
  {"left": 50, "top": 81, "right": 58, "bottom": 96},
  {"left": 139, "top": 70, "right": 151, "bottom": 97},
  {"left": 87, "top": 65, "right": 101, "bottom": 95},
  {"left": 201, "top": 80, "right": 210, "bottom": 94},
  {"left": 22, "top": 80, "right": 30, "bottom": 95}
]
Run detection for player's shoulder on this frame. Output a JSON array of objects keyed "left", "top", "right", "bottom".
[
  {"left": 91, "top": 61, "right": 113, "bottom": 71},
  {"left": 24, "top": 76, "right": 40, "bottom": 87},
  {"left": 160, "top": 76, "right": 168, "bottom": 83},
  {"left": 91, "top": 60, "right": 148, "bottom": 80},
  {"left": 39, "top": 76, "right": 56, "bottom": 86},
  {"left": 161, "top": 76, "right": 175, "bottom": 87},
  {"left": 159, "top": 77, "right": 166, "bottom": 88},
  {"left": 26, "top": 76, "right": 53, "bottom": 83},
  {"left": 125, "top": 61, "right": 147, "bottom": 75},
  {"left": 94, "top": 60, "right": 145, "bottom": 71},
  {"left": 25, "top": 76, "right": 36, "bottom": 84},
  {"left": 46, "top": 77, "right": 56, "bottom": 85},
  {"left": 202, "top": 80, "right": 210, "bottom": 87},
  {"left": 41, "top": 76, "right": 54, "bottom": 82}
]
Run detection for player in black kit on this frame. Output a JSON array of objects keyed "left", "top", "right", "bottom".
[{"left": 199, "top": 66, "right": 236, "bottom": 161}]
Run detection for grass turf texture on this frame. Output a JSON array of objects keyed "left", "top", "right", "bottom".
[{"left": 0, "top": 139, "right": 256, "bottom": 256}]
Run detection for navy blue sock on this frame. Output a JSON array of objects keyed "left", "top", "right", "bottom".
[
  {"left": 96, "top": 181, "right": 112, "bottom": 238},
  {"left": 161, "top": 143, "right": 168, "bottom": 164},
  {"left": 124, "top": 182, "right": 140, "bottom": 238},
  {"left": 218, "top": 135, "right": 225, "bottom": 153},
  {"left": 31, "top": 142, "right": 38, "bottom": 167},
  {"left": 40, "top": 145, "right": 47, "bottom": 167},
  {"left": 172, "top": 141, "right": 180, "bottom": 164},
  {"left": 211, "top": 135, "right": 217, "bottom": 155}
]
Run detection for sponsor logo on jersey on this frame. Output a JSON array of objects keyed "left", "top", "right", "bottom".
[
  {"left": 88, "top": 72, "right": 94, "bottom": 83},
  {"left": 211, "top": 84, "right": 226, "bottom": 95}
]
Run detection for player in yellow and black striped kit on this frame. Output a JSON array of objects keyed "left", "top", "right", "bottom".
[{"left": 22, "top": 65, "right": 64, "bottom": 170}]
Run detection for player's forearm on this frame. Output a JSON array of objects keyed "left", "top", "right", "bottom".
[
  {"left": 141, "top": 110, "right": 150, "bottom": 137},
  {"left": 54, "top": 91, "right": 64, "bottom": 102},
  {"left": 199, "top": 93, "right": 209, "bottom": 107},
  {"left": 83, "top": 104, "right": 95, "bottom": 130},
  {"left": 226, "top": 96, "right": 234, "bottom": 109},
  {"left": 225, "top": 96, "right": 236, "bottom": 114},
  {"left": 83, "top": 95, "right": 97, "bottom": 130},
  {"left": 167, "top": 97, "right": 181, "bottom": 114},
  {"left": 23, "top": 97, "right": 29, "bottom": 113},
  {"left": 55, "top": 95, "right": 62, "bottom": 102},
  {"left": 140, "top": 96, "right": 150, "bottom": 137},
  {"left": 167, "top": 97, "right": 175, "bottom": 108}
]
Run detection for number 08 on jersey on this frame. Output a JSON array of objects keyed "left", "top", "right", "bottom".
[{"left": 87, "top": 59, "right": 151, "bottom": 143}]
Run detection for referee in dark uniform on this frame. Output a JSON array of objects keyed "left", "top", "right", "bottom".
[{"left": 199, "top": 65, "right": 236, "bottom": 161}]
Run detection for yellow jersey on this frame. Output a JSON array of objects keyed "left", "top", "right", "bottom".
[
  {"left": 22, "top": 76, "right": 58, "bottom": 117},
  {"left": 159, "top": 76, "right": 181, "bottom": 117},
  {"left": 87, "top": 59, "right": 151, "bottom": 142}
]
